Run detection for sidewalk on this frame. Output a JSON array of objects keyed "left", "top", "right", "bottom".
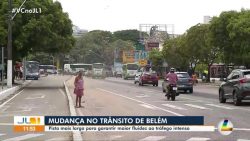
[{"left": 0, "top": 79, "right": 31, "bottom": 104}]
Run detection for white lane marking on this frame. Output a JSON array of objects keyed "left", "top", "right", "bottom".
[
  {"left": 2, "top": 134, "right": 43, "bottom": 141},
  {"left": 185, "top": 104, "right": 211, "bottom": 110},
  {"left": 45, "top": 137, "right": 69, "bottom": 141},
  {"left": 98, "top": 88, "right": 184, "bottom": 116},
  {"left": 0, "top": 90, "right": 24, "bottom": 109},
  {"left": 59, "top": 89, "right": 67, "bottom": 99},
  {"left": 136, "top": 95, "right": 150, "bottom": 98},
  {"left": 25, "top": 95, "right": 45, "bottom": 100},
  {"left": 140, "top": 104, "right": 157, "bottom": 110},
  {"left": 205, "top": 104, "right": 235, "bottom": 110},
  {"left": 186, "top": 137, "right": 210, "bottom": 141},
  {"left": 109, "top": 135, "right": 123, "bottom": 140},
  {"left": 139, "top": 136, "right": 166, "bottom": 141},
  {"left": 0, "top": 133, "right": 6, "bottom": 136},
  {"left": 162, "top": 104, "right": 187, "bottom": 110},
  {"left": 234, "top": 128, "right": 250, "bottom": 131},
  {"left": 0, "top": 123, "right": 12, "bottom": 125},
  {"left": 237, "top": 139, "right": 250, "bottom": 141}
]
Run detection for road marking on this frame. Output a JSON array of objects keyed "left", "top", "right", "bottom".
[
  {"left": 25, "top": 95, "right": 45, "bottom": 100},
  {"left": 234, "top": 128, "right": 250, "bottom": 131},
  {"left": 98, "top": 88, "right": 184, "bottom": 116},
  {"left": 205, "top": 104, "right": 235, "bottom": 110},
  {"left": 59, "top": 89, "right": 67, "bottom": 99},
  {"left": 139, "top": 136, "right": 166, "bottom": 141},
  {"left": 0, "top": 133, "right": 6, "bottom": 136},
  {"left": 109, "top": 135, "right": 123, "bottom": 140},
  {"left": 0, "top": 123, "right": 13, "bottom": 126},
  {"left": 186, "top": 137, "right": 210, "bottom": 141},
  {"left": 0, "top": 90, "right": 24, "bottom": 109},
  {"left": 140, "top": 104, "right": 157, "bottom": 110},
  {"left": 2, "top": 134, "right": 43, "bottom": 141},
  {"left": 162, "top": 104, "right": 187, "bottom": 110},
  {"left": 237, "top": 139, "right": 250, "bottom": 141},
  {"left": 136, "top": 95, "right": 150, "bottom": 98},
  {"left": 185, "top": 104, "right": 211, "bottom": 110},
  {"left": 45, "top": 137, "right": 70, "bottom": 141}
]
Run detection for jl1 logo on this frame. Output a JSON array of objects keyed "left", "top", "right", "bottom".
[{"left": 18, "top": 117, "right": 40, "bottom": 125}]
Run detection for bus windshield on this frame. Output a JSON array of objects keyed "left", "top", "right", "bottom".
[
  {"left": 26, "top": 61, "right": 39, "bottom": 73},
  {"left": 127, "top": 64, "right": 138, "bottom": 70},
  {"left": 93, "top": 64, "right": 104, "bottom": 69}
]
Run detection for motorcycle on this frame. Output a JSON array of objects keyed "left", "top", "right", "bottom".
[{"left": 166, "top": 84, "right": 179, "bottom": 101}]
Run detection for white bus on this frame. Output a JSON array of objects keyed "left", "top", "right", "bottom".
[{"left": 64, "top": 63, "right": 93, "bottom": 75}]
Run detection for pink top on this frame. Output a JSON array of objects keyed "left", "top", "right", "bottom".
[
  {"left": 166, "top": 73, "right": 178, "bottom": 85},
  {"left": 76, "top": 79, "right": 84, "bottom": 90}
]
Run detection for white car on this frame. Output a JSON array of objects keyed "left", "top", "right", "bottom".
[{"left": 134, "top": 71, "right": 142, "bottom": 84}]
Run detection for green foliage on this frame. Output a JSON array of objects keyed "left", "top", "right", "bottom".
[
  {"left": 113, "top": 30, "right": 140, "bottom": 44},
  {"left": 0, "top": 0, "right": 75, "bottom": 61}
]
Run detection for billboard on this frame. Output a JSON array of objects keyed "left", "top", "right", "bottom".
[
  {"left": 123, "top": 50, "right": 135, "bottom": 63},
  {"left": 146, "top": 42, "right": 159, "bottom": 51},
  {"left": 134, "top": 51, "right": 148, "bottom": 62}
]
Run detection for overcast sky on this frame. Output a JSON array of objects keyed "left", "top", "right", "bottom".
[{"left": 56, "top": 0, "right": 250, "bottom": 34}]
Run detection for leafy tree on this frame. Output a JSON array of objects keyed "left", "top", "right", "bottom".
[{"left": 113, "top": 30, "right": 140, "bottom": 44}]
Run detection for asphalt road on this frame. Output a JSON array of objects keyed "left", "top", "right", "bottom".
[
  {"left": 0, "top": 75, "right": 72, "bottom": 141},
  {"left": 66, "top": 77, "right": 250, "bottom": 141}
]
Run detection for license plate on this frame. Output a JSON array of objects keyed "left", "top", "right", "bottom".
[{"left": 173, "top": 87, "right": 177, "bottom": 90}]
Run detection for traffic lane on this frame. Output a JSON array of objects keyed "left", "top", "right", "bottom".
[
  {"left": 96, "top": 78, "right": 250, "bottom": 129},
  {"left": 0, "top": 75, "right": 71, "bottom": 141},
  {"left": 76, "top": 78, "right": 249, "bottom": 141}
]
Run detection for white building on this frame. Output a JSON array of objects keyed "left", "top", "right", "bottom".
[
  {"left": 203, "top": 16, "right": 212, "bottom": 24},
  {"left": 72, "top": 25, "right": 88, "bottom": 38}
]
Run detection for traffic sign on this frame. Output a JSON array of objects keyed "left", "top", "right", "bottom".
[{"left": 139, "top": 59, "right": 147, "bottom": 66}]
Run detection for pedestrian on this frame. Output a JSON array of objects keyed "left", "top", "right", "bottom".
[{"left": 74, "top": 71, "right": 84, "bottom": 108}]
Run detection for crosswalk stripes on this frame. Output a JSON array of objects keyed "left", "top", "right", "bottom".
[
  {"left": 186, "top": 137, "right": 210, "bottom": 141},
  {"left": 139, "top": 104, "right": 157, "bottom": 110},
  {"left": 162, "top": 104, "right": 187, "bottom": 110},
  {"left": 2, "top": 134, "right": 43, "bottom": 141},
  {"left": 184, "top": 104, "right": 211, "bottom": 110},
  {"left": 205, "top": 104, "right": 235, "bottom": 110},
  {"left": 139, "top": 136, "right": 166, "bottom": 141}
]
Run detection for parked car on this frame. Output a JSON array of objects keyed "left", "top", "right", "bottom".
[
  {"left": 219, "top": 69, "right": 250, "bottom": 106},
  {"left": 162, "top": 72, "right": 193, "bottom": 93},
  {"left": 134, "top": 70, "right": 142, "bottom": 84},
  {"left": 138, "top": 71, "right": 158, "bottom": 86}
]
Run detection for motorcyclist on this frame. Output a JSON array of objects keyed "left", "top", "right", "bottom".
[{"left": 165, "top": 68, "right": 178, "bottom": 96}]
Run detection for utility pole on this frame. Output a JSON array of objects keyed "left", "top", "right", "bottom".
[{"left": 7, "top": 0, "right": 12, "bottom": 88}]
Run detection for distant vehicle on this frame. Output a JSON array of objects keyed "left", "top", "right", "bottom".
[
  {"left": 114, "top": 67, "right": 123, "bottom": 78},
  {"left": 92, "top": 63, "right": 106, "bottom": 79},
  {"left": 138, "top": 71, "right": 158, "bottom": 86},
  {"left": 134, "top": 70, "right": 142, "bottom": 84},
  {"left": 39, "top": 65, "right": 57, "bottom": 74},
  {"left": 219, "top": 69, "right": 250, "bottom": 106},
  {"left": 122, "top": 63, "right": 139, "bottom": 80},
  {"left": 25, "top": 61, "right": 40, "bottom": 80},
  {"left": 162, "top": 72, "right": 193, "bottom": 93},
  {"left": 64, "top": 64, "right": 92, "bottom": 75}
]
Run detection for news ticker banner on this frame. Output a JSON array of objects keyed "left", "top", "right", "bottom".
[{"left": 14, "top": 116, "right": 215, "bottom": 132}]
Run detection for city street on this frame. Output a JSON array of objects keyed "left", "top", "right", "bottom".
[
  {"left": 0, "top": 75, "right": 72, "bottom": 141},
  {"left": 0, "top": 75, "right": 249, "bottom": 141},
  {"left": 66, "top": 77, "right": 250, "bottom": 141}
]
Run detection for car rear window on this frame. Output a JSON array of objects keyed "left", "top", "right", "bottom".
[
  {"left": 243, "top": 71, "right": 250, "bottom": 78},
  {"left": 177, "top": 73, "right": 190, "bottom": 78}
]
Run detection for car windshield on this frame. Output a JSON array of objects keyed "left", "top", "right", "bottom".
[
  {"left": 93, "top": 64, "right": 104, "bottom": 69},
  {"left": 127, "top": 64, "right": 138, "bottom": 70},
  {"left": 177, "top": 73, "right": 190, "bottom": 78},
  {"left": 243, "top": 71, "right": 250, "bottom": 78}
]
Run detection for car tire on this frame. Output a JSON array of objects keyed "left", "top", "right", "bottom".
[
  {"left": 184, "top": 90, "right": 187, "bottom": 93},
  {"left": 189, "top": 88, "right": 193, "bottom": 94},
  {"left": 233, "top": 91, "right": 241, "bottom": 106},
  {"left": 219, "top": 90, "right": 226, "bottom": 103},
  {"left": 163, "top": 89, "right": 166, "bottom": 92},
  {"left": 155, "top": 83, "right": 158, "bottom": 87},
  {"left": 134, "top": 81, "right": 136, "bottom": 84}
]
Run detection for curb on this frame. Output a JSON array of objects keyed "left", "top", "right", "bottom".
[
  {"left": 63, "top": 79, "right": 83, "bottom": 141},
  {"left": 0, "top": 80, "right": 32, "bottom": 102}
]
